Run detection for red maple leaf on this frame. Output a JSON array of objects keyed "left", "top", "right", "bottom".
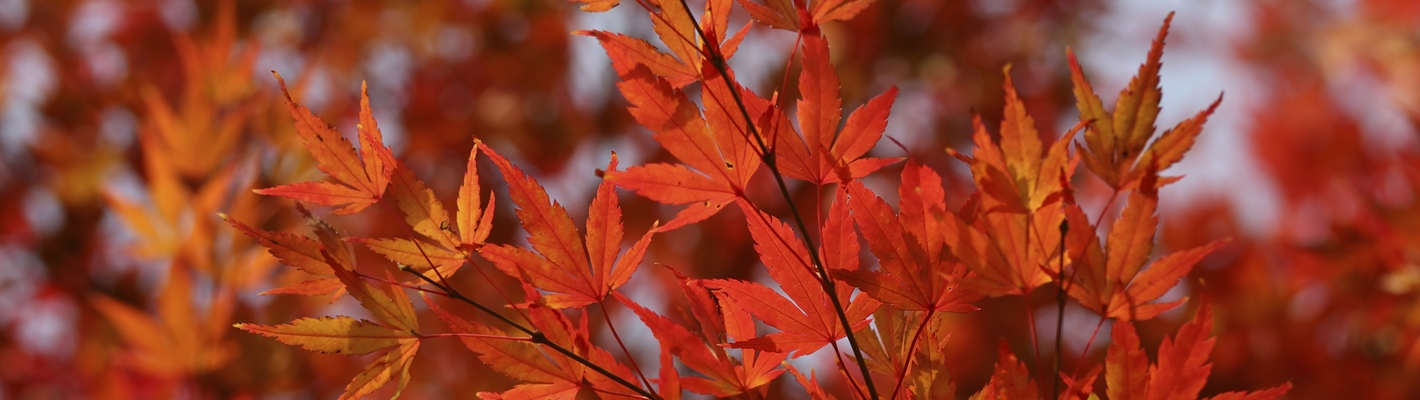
[
  {"left": 477, "top": 144, "right": 655, "bottom": 309},
  {"left": 702, "top": 199, "right": 879, "bottom": 355},
  {"left": 835, "top": 159, "right": 980, "bottom": 312},
  {"left": 1106, "top": 299, "right": 1293, "bottom": 400}
]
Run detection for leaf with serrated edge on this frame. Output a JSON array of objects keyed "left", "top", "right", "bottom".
[
  {"left": 479, "top": 148, "right": 655, "bottom": 308},
  {"left": 235, "top": 316, "right": 414, "bottom": 355},
  {"left": 256, "top": 74, "right": 391, "bottom": 214},
  {"left": 339, "top": 339, "right": 420, "bottom": 400}
]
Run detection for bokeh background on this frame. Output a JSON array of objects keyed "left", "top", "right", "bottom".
[{"left": 1, "top": 0, "right": 1419, "bottom": 398}]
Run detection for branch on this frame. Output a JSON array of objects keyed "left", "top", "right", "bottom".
[
  {"left": 405, "top": 268, "right": 660, "bottom": 400},
  {"left": 667, "top": 1, "right": 879, "bottom": 398}
]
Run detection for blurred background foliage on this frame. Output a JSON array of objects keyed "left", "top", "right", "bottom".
[{"left": 1, "top": 0, "right": 1419, "bottom": 398}]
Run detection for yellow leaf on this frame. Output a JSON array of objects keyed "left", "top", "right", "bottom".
[
  {"left": 331, "top": 264, "right": 420, "bottom": 332},
  {"left": 351, "top": 237, "right": 465, "bottom": 274},
  {"left": 340, "top": 340, "right": 422, "bottom": 400},
  {"left": 236, "top": 316, "right": 416, "bottom": 355}
]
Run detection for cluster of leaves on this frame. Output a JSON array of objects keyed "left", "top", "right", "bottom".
[
  {"left": 226, "top": 1, "right": 1293, "bottom": 399},
  {"left": 12, "top": 0, "right": 1420, "bottom": 398}
]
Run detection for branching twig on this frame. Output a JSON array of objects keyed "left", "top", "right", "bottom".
[
  {"left": 406, "top": 269, "right": 659, "bottom": 400},
  {"left": 664, "top": 1, "right": 881, "bottom": 398}
]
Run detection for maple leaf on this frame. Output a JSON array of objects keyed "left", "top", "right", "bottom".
[
  {"left": 105, "top": 122, "right": 253, "bottom": 266},
  {"left": 738, "top": 0, "right": 879, "bottom": 32},
  {"left": 424, "top": 294, "right": 583, "bottom": 398},
  {"left": 1068, "top": 12, "right": 1223, "bottom": 190},
  {"left": 851, "top": 306, "right": 956, "bottom": 400},
  {"left": 1063, "top": 181, "right": 1228, "bottom": 321},
  {"left": 571, "top": 0, "right": 620, "bottom": 12},
  {"left": 616, "top": 291, "right": 784, "bottom": 397},
  {"left": 477, "top": 145, "right": 655, "bottom": 309},
  {"left": 774, "top": 33, "right": 902, "bottom": 185},
  {"left": 238, "top": 316, "right": 421, "bottom": 400},
  {"left": 577, "top": 0, "right": 748, "bottom": 89},
  {"left": 597, "top": 62, "right": 762, "bottom": 231},
  {"left": 970, "top": 341, "right": 1040, "bottom": 400},
  {"left": 223, "top": 214, "right": 342, "bottom": 297},
  {"left": 786, "top": 363, "right": 841, "bottom": 400},
  {"left": 428, "top": 287, "right": 643, "bottom": 399},
  {"left": 836, "top": 160, "right": 980, "bottom": 312},
  {"left": 222, "top": 204, "right": 359, "bottom": 299},
  {"left": 653, "top": 267, "right": 788, "bottom": 397},
  {"left": 702, "top": 199, "right": 879, "bottom": 355},
  {"left": 949, "top": 65, "right": 1079, "bottom": 215},
  {"left": 1106, "top": 300, "right": 1292, "bottom": 400},
  {"left": 91, "top": 265, "right": 236, "bottom": 377},
  {"left": 356, "top": 145, "right": 495, "bottom": 278},
  {"left": 237, "top": 266, "right": 422, "bottom": 400},
  {"left": 256, "top": 74, "right": 394, "bottom": 215},
  {"left": 235, "top": 316, "right": 416, "bottom": 356},
  {"left": 939, "top": 194, "right": 1066, "bottom": 298},
  {"left": 141, "top": 0, "right": 257, "bottom": 180}
]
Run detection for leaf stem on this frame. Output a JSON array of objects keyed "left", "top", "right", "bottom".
[
  {"left": 1063, "top": 315, "right": 1107, "bottom": 397},
  {"left": 376, "top": 199, "right": 535, "bottom": 329},
  {"left": 1024, "top": 215, "right": 1044, "bottom": 385},
  {"left": 1024, "top": 295, "right": 1043, "bottom": 388},
  {"left": 354, "top": 271, "right": 448, "bottom": 296},
  {"left": 1053, "top": 220, "right": 1068, "bottom": 399},
  {"left": 890, "top": 309, "right": 936, "bottom": 400},
  {"left": 667, "top": 1, "right": 880, "bottom": 398},
  {"left": 1095, "top": 188, "right": 1122, "bottom": 226},
  {"left": 419, "top": 332, "right": 532, "bottom": 341},
  {"left": 598, "top": 300, "right": 660, "bottom": 398}
]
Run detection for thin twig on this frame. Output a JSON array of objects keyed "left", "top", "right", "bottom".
[
  {"left": 1053, "top": 219, "right": 1068, "bottom": 399},
  {"left": 1024, "top": 216, "right": 1043, "bottom": 384},
  {"left": 890, "top": 310, "right": 936, "bottom": 400},
  {"left": 407, "top": 270, "right": 659, "bottom": 400},
  {"left": 599, "top": 300, "right": 660, "bottom": 398},
  {"left": 666, "top": 1, "right": 881, "bottom": 398},
  {"left": 354, "top": 271, "right": 448, "bottom": 296}
]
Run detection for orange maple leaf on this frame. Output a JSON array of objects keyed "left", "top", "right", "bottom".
[
  {"left": 950, "top": 65, "right": 1079, "bottom": 215},
  {"left": 256, "top": 74, "right": 394, "bottom": 215},
  {"left": 237, "top": 266, "right": 422, "bottom": 400},
  {"left": 571, "top": 0, "right": 620, "bottom": 12},
  {"left": 851, "top": 306, "right": 957, "bottom": 399},
  {"left": 223, "top": 214, "right": 341, "bottom": 297},
  {"left": 939, "top": 194, "right": 1066, "bottom": 298},
  {"left": 354, "top": 144, "right": 495, "bottom": 279},
  {"left": 1068, "top": 12, "right": 1223, "bottom": 190},
  {"left": 1063, "top": 180, "right": 1228, "bottom": 321},
  {"left": 222, "top": 204, "right": 358, "bottom": 299},
  {"left": 970, "top": 341, "right": 1041, "bottom": 400},
  {"left": 91, "top": 265, "right": 236, "bottom": 377},
  {"left": 1106, "top": 299, "right": 1293, "bottom": 400}
]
